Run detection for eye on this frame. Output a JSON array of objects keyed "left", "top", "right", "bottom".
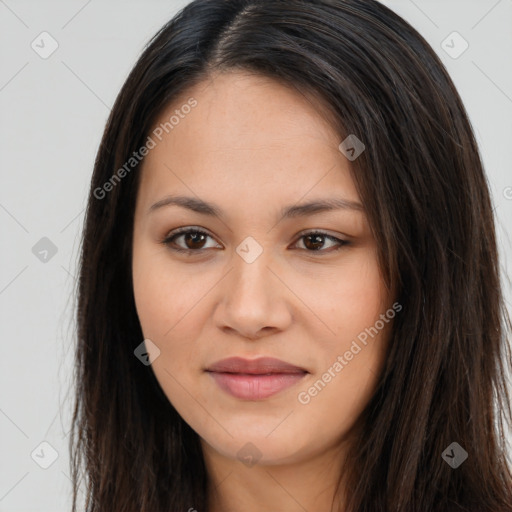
[
  {"left": 160, "top": 228, "right": 349, "bottom": 255},
  {"left": 161, "top": 227, "right": 221, "bottom": 253},
  {"left": 292, "top": 230, "right": 349, "bottom": 253}
]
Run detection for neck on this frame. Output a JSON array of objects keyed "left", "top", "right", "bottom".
[{"left": 203, "top": 441, "right": 348, "bottom": 512}]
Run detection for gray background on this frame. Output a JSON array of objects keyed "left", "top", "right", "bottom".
[{"left": 1, "top": 1, "right": 511, "bottom": 510}]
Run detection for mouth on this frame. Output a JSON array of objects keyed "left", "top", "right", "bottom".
[{"left": 205, "top": 356, "right": 308, "bottom": 400}]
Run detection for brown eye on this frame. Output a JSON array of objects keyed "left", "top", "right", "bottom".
[
  {"left": 162, "top": 228, "right": 220, "bottom": 253},
  {"left": 181, "top": 231, "right": 208, "bottom": 250},
  {"left": 303, "top": 233, "right": 326, "bottom": 251},
  {"left": 294, "top": 231, "right": 348, "bottom": 253},
  {"left": 162, "top": 228, "right": 348, "bottom": 256}
]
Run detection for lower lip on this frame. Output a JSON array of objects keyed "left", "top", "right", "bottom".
[{"left": 207, "top": 371, "right": 307, "bottom": 400}]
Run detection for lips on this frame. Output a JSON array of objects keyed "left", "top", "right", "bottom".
[
  {"left": 206, "top": 356, "right": 307, "bottom": 374},
  {"left": 206, "top": 357, "right": 308, "bottom": 400}
]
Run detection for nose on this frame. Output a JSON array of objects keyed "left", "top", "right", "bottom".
[{"left": 214, "top": 244, "right": 293, "bottom": 341}]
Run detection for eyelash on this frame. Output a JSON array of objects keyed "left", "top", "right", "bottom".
[{"left": 160, "top": 227, "right": 349, "bottom": 256}]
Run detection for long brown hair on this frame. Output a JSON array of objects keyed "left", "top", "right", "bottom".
[{"left": 70, "top": 0, "right": 512, "bottom": 510}]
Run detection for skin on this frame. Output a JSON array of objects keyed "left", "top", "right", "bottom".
[{"left": 132, "top": 71, "right": 394, "bottom": 512}]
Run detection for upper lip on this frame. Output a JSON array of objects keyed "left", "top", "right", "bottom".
[{"left": 206, "top": 357, "right": 308, "bottom": 375}]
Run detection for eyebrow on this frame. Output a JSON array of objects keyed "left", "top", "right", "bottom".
[{"left": 149, "top": 194, "right": 364, "bottom": 220}]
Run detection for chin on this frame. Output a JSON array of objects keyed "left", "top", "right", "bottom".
[{"left": 200, "top": 426, "right": 315, "bottom": 467}]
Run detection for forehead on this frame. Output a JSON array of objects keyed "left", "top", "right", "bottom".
[{"left": 137, "top": 71, "right": 360, "bottom": 211}]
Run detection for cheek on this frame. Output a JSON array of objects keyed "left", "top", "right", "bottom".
[
  {"left": 306, "top": 249, "right": 388, "bottom": 342},
  {"left": 132, "top": 243, "right": 209, "bottom": 339},
  {"left": 132, "top": 247, "right": 208, "bottom": 414},
  {"left": 298, "top": 251, "right": 390, "bottom": 409},
  {"left": 131, "top": 244, "right": 220, "bottom": 399}
]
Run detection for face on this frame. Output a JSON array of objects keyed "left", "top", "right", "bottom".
[{"left": 132, "top": 71, "right": 394, "bottom": 468}]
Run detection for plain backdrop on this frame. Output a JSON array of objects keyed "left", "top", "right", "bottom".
[{"left": 1, "top": 1, "right": 511, "bottom": 510}]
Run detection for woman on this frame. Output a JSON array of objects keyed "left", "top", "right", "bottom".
[{"left": 70, "top": 0, "right": 512, "bottom": 510}]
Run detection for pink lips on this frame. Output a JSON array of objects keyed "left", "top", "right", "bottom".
[{"left": 206, "top": 357, "right": 308, "bottom": 400}]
